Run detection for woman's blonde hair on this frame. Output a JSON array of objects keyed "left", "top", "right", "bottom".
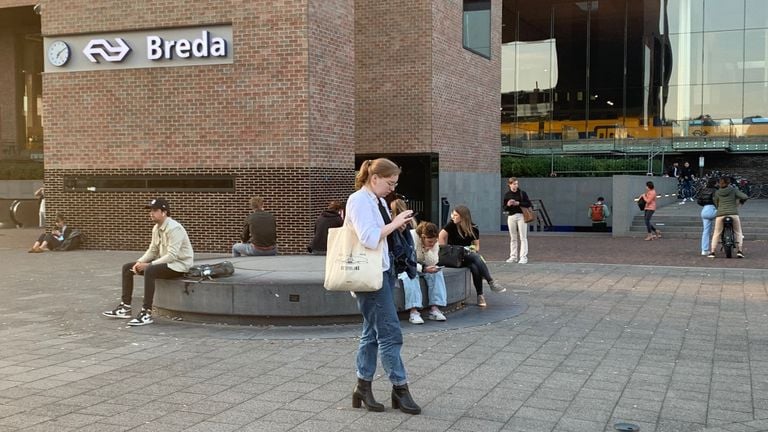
[
  {"left": 453, "top": 205, "right": 477, "bottom": 239},
  {"left": 355, "top": 158, "right": 401, "bottom": 190},
  {"left": 415, "top": 221, "right": 438, "bottom": 239},
  {"left": 390, "top": 198, "right": 415, "bottom": 229},
  {"left": 507, "top": 177, "right": 518, "bottom": 184}
]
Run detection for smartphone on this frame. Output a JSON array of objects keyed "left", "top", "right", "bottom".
[{"left": 435, "top": 265, "right": 444, "bottom": 271}]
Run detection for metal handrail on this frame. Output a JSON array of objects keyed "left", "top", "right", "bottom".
[{"left": 531, "top": 199, "right": 552, "bottom": 231}]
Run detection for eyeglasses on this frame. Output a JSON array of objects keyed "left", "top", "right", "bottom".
[{"left": 386, "top": 180, "right": 398, "bottom": 188}]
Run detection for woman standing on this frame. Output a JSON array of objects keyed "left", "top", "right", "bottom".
[
  {"left": 346, "top": 158, "right": 421, "bottom": 415},
  {"left": 439, "top": 205, "right": 505, "bottom": 307},
  {"left": 640, "top": 181, "right": 661, "bottom": 241},
  {"left": 696, "top": 178, "right": 718, "bottom": 255},
  {"left": 502, "top": 177, "right": 532, "bottom": 263}
]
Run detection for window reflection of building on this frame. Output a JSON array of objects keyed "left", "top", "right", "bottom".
[
  {"left": 0, "top": 6, "right": 43, "bottom": 160},
  {"left": 501, "top": 0, "right": 768, "bottom": 144}
]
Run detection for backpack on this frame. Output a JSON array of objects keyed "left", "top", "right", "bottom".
[
  {"left": 696, "top": 188, "right": 714, "bottom": 207},
  {"left": 185, "top": 261, "right": 235, "bottom": 281},
  {"left": 590, "top": 204, "right": 605, "bottom": 222},
  {"left": 56, "top": 229, "right": 83, "bottom": 251}
]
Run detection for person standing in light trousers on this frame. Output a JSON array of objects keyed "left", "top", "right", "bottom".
[{"left": 502, "top": 177, "right": 532, "bottom": 264}]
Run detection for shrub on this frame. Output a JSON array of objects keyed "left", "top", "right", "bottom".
[{"left": 501, "top": 155, "right": 662, "bottom": 177}]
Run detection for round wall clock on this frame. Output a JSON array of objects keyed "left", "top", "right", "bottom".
[{"left": 47, "top": 40, "right": 70, "bottom": 67}]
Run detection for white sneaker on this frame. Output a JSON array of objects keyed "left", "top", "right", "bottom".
[
  {"left": 505, "top": 257, "right": 516, "bottom": 263},
  {"left": 408, "top": 312, "right": 424, "bottom": 325},
  {"left": 701, "top": 250, "right": 708, "bottom": 256},
  {"left": 679, "top": 201, "right": 686, "bottom": 205},
  {"left": 127, "top": 309, "right": 154, "bottom": 326},
  {"left": 427, "top": 310, "right": 446, "bottom": 321},
  {"left": 518, "top": 257, "right": 528, "bottom": 264}
]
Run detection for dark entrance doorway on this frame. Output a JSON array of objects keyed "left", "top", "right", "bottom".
[{"left": 355, "top": 153, "right": 439, "bottom": 225}]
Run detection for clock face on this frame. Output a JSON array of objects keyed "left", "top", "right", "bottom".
[{"left": 47, "top": 41, "right": 70, "bottom": 67}]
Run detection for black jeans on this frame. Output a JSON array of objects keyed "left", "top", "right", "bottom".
[
  {"left": 121, "top": 262, "right": 184, "bottom": 310},
  {"left": 37, "top": 233, "right": 62, "bottom": 249},
  {"left": 644, "top": 210, "right": 657, "bottom": 233},
  {"left": 462, "top": 252, "right": 492, "bottom": 295}
]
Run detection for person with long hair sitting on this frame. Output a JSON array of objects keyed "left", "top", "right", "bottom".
[{"left": 438, "top": 205, "right": 505, "bottom": 308}]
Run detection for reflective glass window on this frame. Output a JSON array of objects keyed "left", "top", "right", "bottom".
[
  {"left": 589, "top": 1, "right": 626, "bottom": 122},
  {"left": 552, "top": 2, "right": 588, "bottom": 122},
  {"left": 745, "top": 29, "right": 768, "bottom": 82},
  {"left": 668, "top": 33, "right": 703, "bottom": 85},
  {"left": 665, "top": 85, "right": 703, "bottom": 121},
  {"left": 667, "top": 0, "right": 703, "bottom": 34},
  {"left": 703, "top": 0, "right": 744, "bottom": 32},
  {"left": 743, "top": 82, "right": 768, "bottom": 118},
  {"left": 703, "top": 31, "right": 744, "bottom": 84},
  {"left": 702, "top": 83, "right": 743, "bottom": 119},
  {"left": 463, "top": 0, "right": 492, "bottom": 58},
  {"left": 746, "top": 0, "right": 768, "bottom": 29}
]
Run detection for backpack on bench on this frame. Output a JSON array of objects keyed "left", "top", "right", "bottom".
[{"left": 185, "top": 261, "right": 235, "bottom": 281}]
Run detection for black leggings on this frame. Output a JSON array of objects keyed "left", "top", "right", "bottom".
[
  {"left": 644, "top": 210, "right": 658, "bottom": 233},
  {"left": 462, "top": 252, "right": 493, "bottom": 295},
  {"left": 121, "top": 262, "right": 184, "bottom": 310}
]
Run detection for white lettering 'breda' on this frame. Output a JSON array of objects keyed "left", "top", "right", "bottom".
[{"left": 146, "top": 31, "right": 228, "bottom": 60}]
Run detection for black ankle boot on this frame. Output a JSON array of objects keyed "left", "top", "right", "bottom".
[
  {"left": 391, "top": 384, "right": 421, "bottom": 415},
  {"left": 352, "top": 379, "right": 384, "bottom": 412}
]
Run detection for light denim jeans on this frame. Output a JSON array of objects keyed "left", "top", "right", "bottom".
[
  {"left": 700, "top": 204, "right": 716, "bottom": 253},
  {"left": 355, "top": 265, "right": 408, "bottom": 386},
  {"left": 400, "top": 271, "right": 447, "bottom": 310},
  {"left": 231, "top": 242, "right": 277, "bottom": 257}
]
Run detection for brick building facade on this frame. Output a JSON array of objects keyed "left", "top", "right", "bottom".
[{"left": 0, "top": 0, "right": 502, "bottom": 253}]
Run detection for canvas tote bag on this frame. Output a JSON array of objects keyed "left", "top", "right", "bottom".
[{"left": 324, "top": 223, "right": 383, "bottom": 292}]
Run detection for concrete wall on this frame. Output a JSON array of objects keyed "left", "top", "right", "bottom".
[
  {"left": 0, "top": 180, "right": 42, "bottom": 199},
  {"left": 499, "top": 176, "right": 678, "bottom": 236},
  {"left": 442, "top": 171, "right": 500, "bottom": 233}
]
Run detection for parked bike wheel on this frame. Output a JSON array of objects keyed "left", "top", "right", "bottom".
[{"left": 723, "top": 226, "right": 734, "bottom": 258}]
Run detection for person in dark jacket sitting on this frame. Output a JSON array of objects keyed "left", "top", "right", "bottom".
[
  {"left": 708, "top": 177, "right": 748, "bottom": 259},
  {"left": 28, "top": 213, "right": 72, "bottom": 253},
  {"left": 232, "top": 197, "right": 277, "bottom": 256},
  {"left": 307, "top": 200, "right": 344, "bottom": 255}
]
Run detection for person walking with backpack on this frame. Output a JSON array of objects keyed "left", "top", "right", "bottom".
[
  {"left": 588, "top": 197, "right": 610, "bottom": 232},
  {"left": 696, "top": 178, "right": 718, "bottom": 256}
]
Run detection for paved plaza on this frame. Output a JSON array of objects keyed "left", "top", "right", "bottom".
[{"left": 2, "top": 225, "right": 768, "bottom": 432}]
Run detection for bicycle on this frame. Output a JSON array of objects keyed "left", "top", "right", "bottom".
[{"left": 720, "top": 216, "right": 736, "bottom": 258}]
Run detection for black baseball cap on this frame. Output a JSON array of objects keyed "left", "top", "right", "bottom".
[{"left": 144, "top": 198, "right": 170, "bottom": 211}]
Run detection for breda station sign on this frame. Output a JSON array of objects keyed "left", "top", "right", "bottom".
[{"left": 44, "top": 25, "right": 233, "bottom": 72}]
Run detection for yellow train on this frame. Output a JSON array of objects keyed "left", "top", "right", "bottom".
[{"left": 501, "top": 116, "right": 768, "bottom": 141}]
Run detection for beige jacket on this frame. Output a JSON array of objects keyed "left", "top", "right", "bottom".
[{"left": 137, "top": 217, "right": 194, "bottom": 273}]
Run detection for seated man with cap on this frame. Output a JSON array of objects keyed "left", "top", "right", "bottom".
[{"left": 102, "top": 198, "right": 194, "bottom": 326}]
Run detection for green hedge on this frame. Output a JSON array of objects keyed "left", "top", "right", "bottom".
[
  {"left": 0, "top": 160, "right": 44, "bottom": 180},
  {"left": 501, "top": 156, "right": 662, "bottom": 177}
]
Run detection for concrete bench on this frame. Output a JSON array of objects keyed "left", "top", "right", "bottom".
[{"left": 154, "top": 256, "right": 472, "bottom": 325}]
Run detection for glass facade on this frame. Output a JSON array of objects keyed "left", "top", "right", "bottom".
[{"left": 501, "top": 0, "right": 768, "bottom": 147}]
